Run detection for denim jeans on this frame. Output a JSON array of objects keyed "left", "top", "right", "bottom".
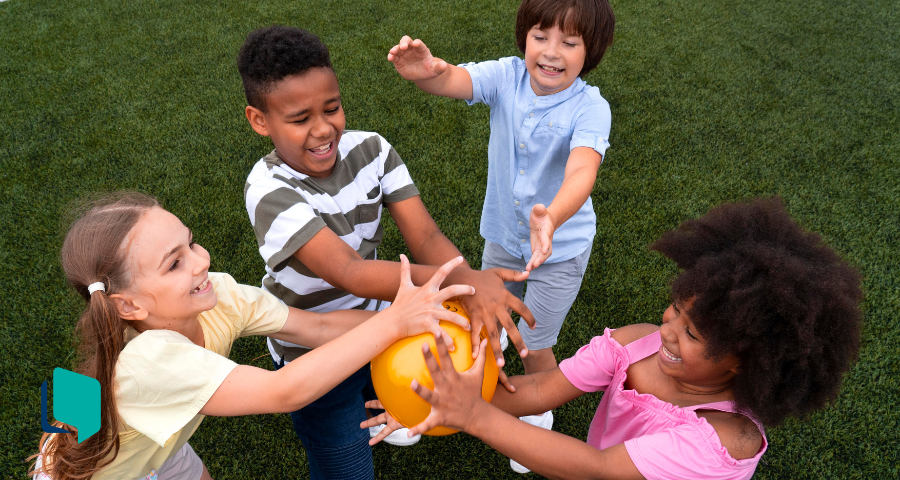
[{"left": 273, "top": 358, "right": 378, "bottom": 480}]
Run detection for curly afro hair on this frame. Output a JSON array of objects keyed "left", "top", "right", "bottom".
[
  {"left": 237, "top": 25, "right": 332, "bottom": 112},
  {"left": 649, "top": 198, "right": 862, "bottom": 427}
]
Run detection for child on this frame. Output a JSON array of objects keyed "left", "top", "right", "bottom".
[
  {"left": 367, "top": 198, "right": 863, "bottom": 479},
  {"left": 236, "top": 26, "right": 534, "bottom": 478},
  {"left": 387, "top": 0, "right": 616, "bottom": 461},
  {"left": 30, "top": 192, "right": 473, "bottom": 480}
]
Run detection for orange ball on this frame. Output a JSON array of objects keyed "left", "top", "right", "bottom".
[{"left": 370, "top": 300, "right": 499, "bottom": 436}]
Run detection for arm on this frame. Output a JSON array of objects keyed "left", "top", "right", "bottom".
[
  {"left": 199, "top": 256, "right": 474, "bottom": 416},
  {"left": 387, "top": 36, "right": 474, "bottom": 100},
  {"left": 267, "top": 307, "right": 375, "bottom": 349},
  {"left": 388, "top": 196, "right": 537, "bottom": 367},
  {"left": 526, "top": 146, "right": 603, "bottom": 271},
  {"left": 488, "top": 367, "right": 584, "bottom": 417},
  {"left": 410, "top": 338, "right": 644, "bottom": 480}
]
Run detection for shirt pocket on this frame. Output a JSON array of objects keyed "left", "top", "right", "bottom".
[{"left": 531, "top": 119, "right": 573, "bottom": 154}]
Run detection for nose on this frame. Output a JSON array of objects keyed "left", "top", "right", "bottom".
[
  {"left": 311, "top": 115, "right": 333, "bottom": 139},
  {"left": 192, "top": 244, "right": 211, "bottom": 274},
  {"left": 544, "top": 40, "right": 561, "bottom": 59}
]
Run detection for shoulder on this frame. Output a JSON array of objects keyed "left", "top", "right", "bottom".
[
  {"left": 702, "top": 410, "right": 764, "bottom": 460},
  {"left": 340, "top": 130, "right": 390, "bottom": 151},
  {"left": 610, "top": 323, "right": 659, "bottom": 346},
  {"left": 572, "top": 86, "right": 611, "bottom": 118}
]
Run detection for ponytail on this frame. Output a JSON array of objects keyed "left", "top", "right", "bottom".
[{"left": 30, "top": 192, "right": 158, "bottom": 480}]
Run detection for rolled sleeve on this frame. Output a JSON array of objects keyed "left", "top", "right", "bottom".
[{"left": 570, "top": 96, "right": 612, "bottom": 159}]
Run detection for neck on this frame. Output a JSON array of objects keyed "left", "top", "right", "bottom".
[
  {"left": 134, "top": 314, "right": 205, "bottom": 347},
  {"left": 670, "top": 377, "right": 735, "bottom": 399}
]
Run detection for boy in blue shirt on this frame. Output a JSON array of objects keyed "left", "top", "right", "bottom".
[{"left": 388, "top": 0, "right": 614, "bottom": 472}]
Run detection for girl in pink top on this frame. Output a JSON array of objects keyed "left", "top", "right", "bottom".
[{"left": 365, "top": 198, "right": 862, "bottom": 479}]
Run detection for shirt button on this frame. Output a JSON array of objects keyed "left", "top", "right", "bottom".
[
  {"left": 515, "top": 200, "right": 520, "bottom": 206},
  {"left": 520, "top": 239, "right": 526, "bottom": 243},
  {"left": 549, "top": 122, "right": 553, "bottom": 127},
  {"left": 519, "top": 143, "right": 525, "bottom": 149},
  {"left": 529, "top": 112, "right": 535, "bottom": 117},
  {"left": 519, "top": 169, "right": 525, "bottom": 175},
  {"left": 518, "top": 221, "right": 524, "bottom": 226}
]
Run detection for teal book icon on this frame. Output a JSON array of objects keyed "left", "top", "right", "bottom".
[{"left": 41, "top": 368, "right": 100, "bottom": 443}]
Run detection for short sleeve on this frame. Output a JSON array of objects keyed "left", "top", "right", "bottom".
[
  {"left": 245, "top": 161, "right": 327, "bottom": 269},
  {"left": 378, "top": 136, "right": 419, "bottom": 203},
  {"left": 569, "top": 91, "right": 612, "bottom": 158},
  {"left": 460, "top": 57, "right": 518, "bottom": 107},
  {"left": 558, "top": 328, "right": 620, "bottom": 392},
  {"left": 208, "top": 273, "right": 289, "bottom": 337},
  {"left": 625, "top": 425, "right": 758, "bottom": 480},
  {"left": 115, "top": 330, "right": 237, "bottom": 446}
]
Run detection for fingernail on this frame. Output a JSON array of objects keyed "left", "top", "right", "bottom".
[
  {"left": 521, "top": 348, "right": 528, "bottom": 357},
  {"left": 497, "top": 358, "right": 505, "bottom": 367},
  {"left": 411, "top": 379, "right": 419, "bottom": 389}
]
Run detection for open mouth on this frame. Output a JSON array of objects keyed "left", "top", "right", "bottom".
[
  {"left": 661, "top": 345, "right": 682, "bottom": 362},
  {"left": 308, "top": 141, "right": 334, "bottom": 157},
  {"left": 191, "top": 278, "right": 211, "bottom": 294},
  {"left": 539, "top": 64, "right": 564, "bottom": 73}
]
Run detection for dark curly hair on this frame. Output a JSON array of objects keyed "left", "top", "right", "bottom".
[
  {"left": 237, "top": 25, "right": 332, "bottom": 112},
  {"left": 649, "top": 197, "right": 862, "bottom": 427}
]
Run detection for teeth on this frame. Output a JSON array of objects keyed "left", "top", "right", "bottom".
[
  {"left": 310, "top": 143, "right": 331, "bottom": 154},
  {"left": 541, "top": 65, "right": 562, "bottom": 72},
  {"left": 192, "top": 279, "right": 208, "bottom": 294},
  {"left": 662, "top": 345, "right": 682, "bottom": 362}
]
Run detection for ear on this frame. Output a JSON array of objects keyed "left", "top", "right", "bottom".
[
  {"left": 109, "top": 293, "right": 150, "bottom": 321},
  {"left": 245, "top": 105, "right": 270, "bottom": 137}
]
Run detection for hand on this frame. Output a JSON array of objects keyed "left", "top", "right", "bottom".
[
  {"left": 526, "top": 204, "right": 556, "bottom": 271},
  {"left": 360, "top": 400, "right": 407, "bottom": 446},
  {"left": 407, "top": 333, "right": 491, "bottom": 436},
  {"left": 388, "top": 255, "right": 475, "bottom": 351},
  {"left": 456, "top": 268, "right": 535, "bottom": 367},
  {"left": 387, "top": 36, "right": 449, "bottom": 81}
]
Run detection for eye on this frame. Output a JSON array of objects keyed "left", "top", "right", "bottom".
[
  {"left": 685, "top": 328, "right": 698, "bottom": 340},
  {"left": 533, "top": 35, "right": 546, "bottom": 41},
  {"left": 189, "top": 241, "right": 197, "bottom": 249},
  {"left": 169, "top": 259, "right": 180, "bottom": 271},
  {"left": 293, "top": 117, "right": 309, "bottom": 124},
  {"left": 326, "top": 105, "right": 341, "bottom": 114},
  {"left": 564, "top": 42, "right": 577, "bottom": 47}
]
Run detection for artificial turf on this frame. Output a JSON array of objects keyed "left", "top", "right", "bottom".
[{"left": 1, "top": 0, "right": 898, "bottom": 478}]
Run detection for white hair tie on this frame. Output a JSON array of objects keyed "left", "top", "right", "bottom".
[{"left": 87, "top": 282, "right": 106, "bottom": 295}]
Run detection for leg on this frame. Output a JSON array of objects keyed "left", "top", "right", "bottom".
[{"left": 274, "top": 359, "right": 375, "bottom": 480}]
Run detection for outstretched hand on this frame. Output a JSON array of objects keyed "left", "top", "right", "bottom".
[
  {"left": 406, "top": 332, "right": 492, "bottom": 436},
  {"left": 456, "top": 268, "right": 535, "bottom": 367},
  {"left": 526, "top": 203, "right": 556, "bottom": 271},
  {"left": 389, "top": 254, "right": 475, "bottom": 351},
  {"left": 387, "top": 36, "right": 449, "bottom": 81},
  {"left": 360, "top": 400, "right": 407, "bottom": 446}
]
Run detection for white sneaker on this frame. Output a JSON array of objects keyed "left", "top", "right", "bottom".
[
  {"left": 510, "top": 411, "right": 553, "bottom": 473},
  {"left": 499, "top": 328, "right": 509, "bottom": 352},
  {"left": 368, "top": 423, "right": 421, "bottom": 447}
]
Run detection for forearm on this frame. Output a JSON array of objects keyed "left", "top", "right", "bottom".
[
  {"left": 491, "top": 368, "right": 584, "bottom": 416},
  {"left": 270, "top": 308, "right": 376, "bottom": 349},
  {"left": 276, "top": 312, "right": 399, "bottom": 409},
  {"left": 466, "top": 402, "right": 638, "bottom": 480},
  {"left": 413, "top": 64, "right": 473, "bottom": 100},
  {"left": 546, "top": 164, "right": 598, "bottom": 229}
]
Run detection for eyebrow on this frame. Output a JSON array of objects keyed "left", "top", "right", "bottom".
[
  {"left": 157, "top": 228, "right": 193, "bottom": 270},
  {"left": 285, "top": 96, "right": 341, "bottom": 119}
]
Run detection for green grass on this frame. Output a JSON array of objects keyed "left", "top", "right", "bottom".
[{"left": 1, "top": 0, "right": 897, "bottom": 478}]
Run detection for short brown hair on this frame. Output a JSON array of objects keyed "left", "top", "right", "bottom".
[{"left": 515, "top": 0, "right": 615, "bottom": 77}]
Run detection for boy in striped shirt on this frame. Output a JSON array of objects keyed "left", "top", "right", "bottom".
[{"left": 237, "top": 26, "right": 535, "bottom": 479}]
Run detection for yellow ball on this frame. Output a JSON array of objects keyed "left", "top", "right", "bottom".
[{"left": 370, "top": 300, "right": 499, "bottom": 436}]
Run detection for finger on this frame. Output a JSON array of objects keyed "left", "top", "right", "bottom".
[
  {"left": 498, "top": 368, "right": 516, "bottom": 393},
  {"left": 525, "top": 248, "right": 542, "bottom": 272},
  {"left": 410, "top": 377, "right": 435, "bottom": 404},
  {"left": 364, "top": 399, "right": 385, "bottom": 410},
  {"left": 471, "top": 338, "right": 488, "bottom": 376},
  {"left": 399, "top": 35, "right": 412, "bottom": 49},
  {"left": 505, "top": 293, "right": 536, "bottom": 329},
  {"left": 477, "top": 315, "right": 506, "bottom": 367},
  {"left": 406, "top": 411, "right": 442, "bottom": 437},
  {"left": 468, "top": 316, "right": 485, "bottom": 358},
  {"left": 433, "top": 325, "right": 457, "bottom": 352},
  {"left": 423, "top": 256, "right": 465, "bottom": 291},
  {"left": 398, "top": 253, "right": 413, "bottom": 288},
  {"left": 367, "top": 422, "right": 398, "bottom": 446},
  {"left": 432, "top": 332, "right": 457, "bottom": 378},
  {"left": 434, "top": 283, "right": 476, "bottom": 304},
  {"left": 493, "top": 267, "right": 530, "bottom": 283},
  {"left": 359, "top": 412, "right": 392, "bottom": 429},
  {"left": 498, "top": 310, "right": 529, "bottom": 359},
  {"left": 433, "top": 58, "right": 449, "bottom": 75},
  {"left": 432, "top": 309, "right": 471, "bottom": 331}
]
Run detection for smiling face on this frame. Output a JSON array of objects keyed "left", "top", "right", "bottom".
[
  {"left": 245, "top": 67, "right": 345, "bottom": 177},
  {"left": 118, "top": 207, "right": 217, "bottom": 325},
  {"left": 657, "top": 300, "right": 739, "bottom": 392},
  {"left": 524, "top": 24, "right": 586, "bottom": 96}
]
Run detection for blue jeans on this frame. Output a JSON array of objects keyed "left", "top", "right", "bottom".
[{"left": 273, "top": 358, "right": 378, "bottom": 480}]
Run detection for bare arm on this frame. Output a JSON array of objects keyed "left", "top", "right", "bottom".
[
  {"left": 387, "top": 36, "right": 474, "bottom": 100},
  {"left": 199, "top": 256, "right": 474, "bottom": 416},
  {"left": 267, "top": 307, "right": 375, "bottom": 349},
  {"left": 489, "top": 367, "right": 585, "bottom": 417},
  {"left": 527, "top": 147, "right": 603, "bottom": 271}
]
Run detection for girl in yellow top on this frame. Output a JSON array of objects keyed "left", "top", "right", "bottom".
[{"left": 31, "top": 192, "right": 473, "bottom": 480}]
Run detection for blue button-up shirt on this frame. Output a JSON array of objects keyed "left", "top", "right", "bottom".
[{"left": 462, "top": 56, "right": 611, "bottom": 262}]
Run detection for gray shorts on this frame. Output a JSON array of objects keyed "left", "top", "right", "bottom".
[{"left": 481, "top": 240, "right": 592, "bottom": 350}]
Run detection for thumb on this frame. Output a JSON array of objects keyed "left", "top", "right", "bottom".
[
  {"left": 531, "top": 203, "right": 548, "bottom": 218},
  {"left": 432, "top": 58, "right": 449, "bottom": 75}
]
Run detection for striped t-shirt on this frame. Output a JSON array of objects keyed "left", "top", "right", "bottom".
[{"left": 244, "top": 130, "right": 419, "bottom": 362}]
